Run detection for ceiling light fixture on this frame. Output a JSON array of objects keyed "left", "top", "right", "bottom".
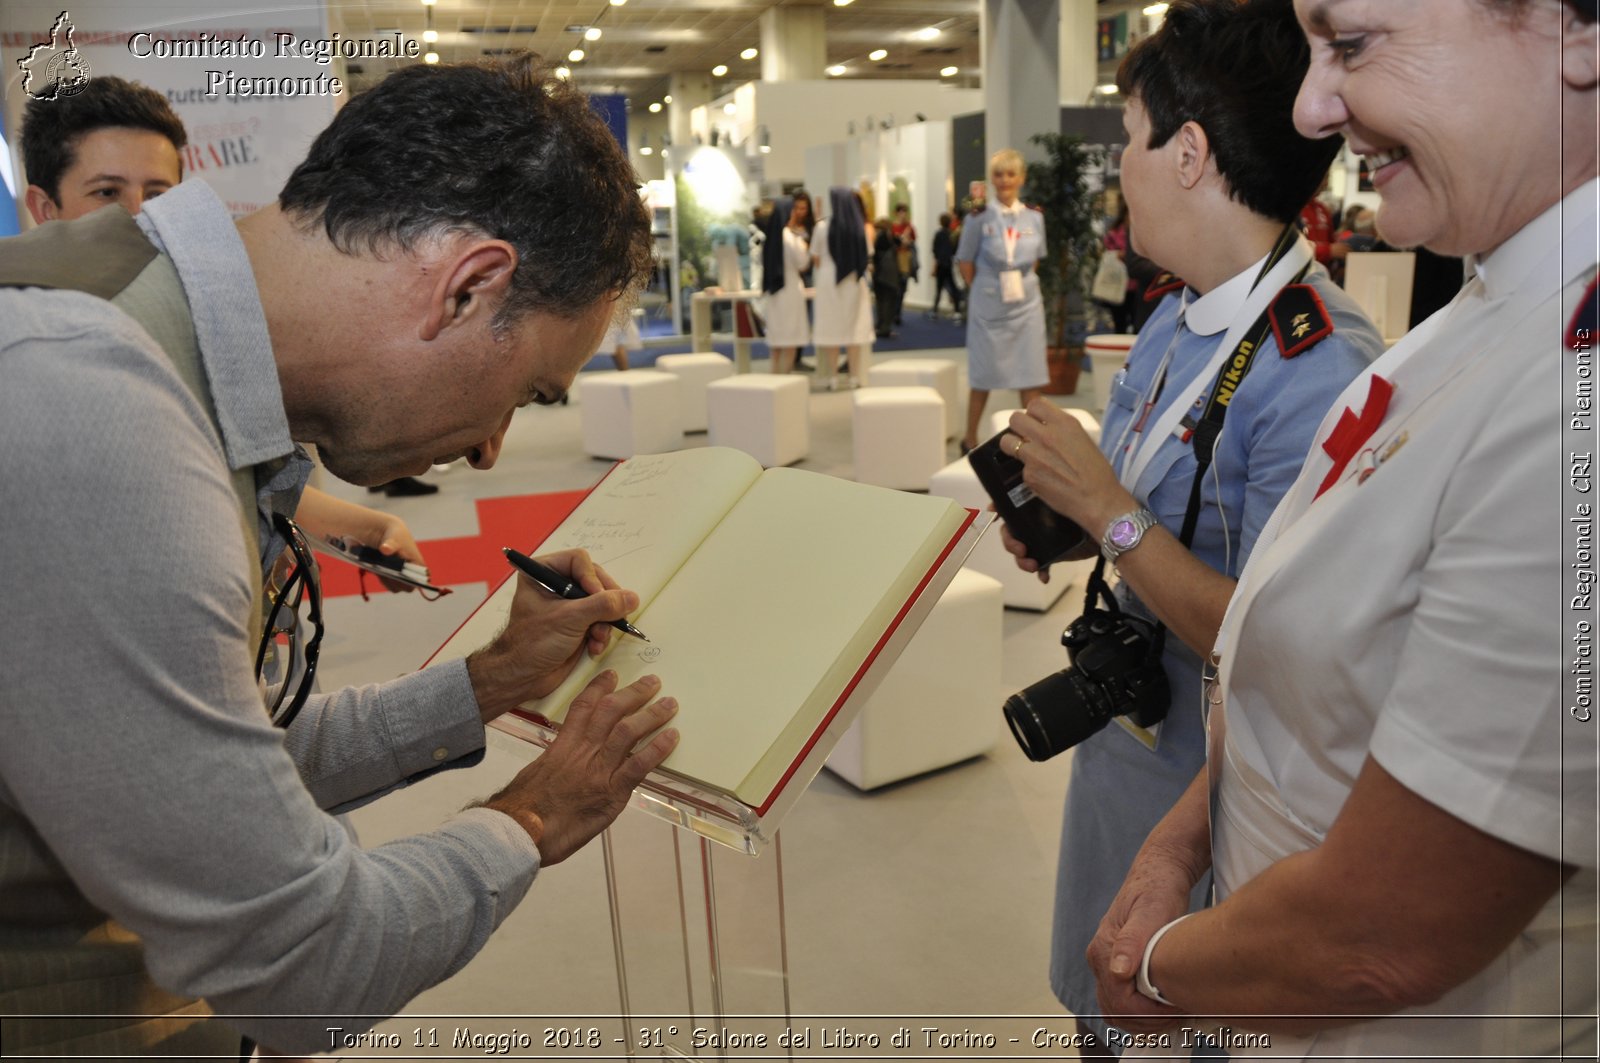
[
  {"left": 1144, "top": 3, "right": 1170, "bottom": 15},
  {"left": 555, "top": 66, "right": 571, "bottom": 78},
  {"left": 915, "top": 27, "right": 940, "bottom": 41},
  {"left": 722, "top": 102, "right": 736, "bottom": 115},
  {"left": 422, "top": 28, "right": 438, "bottom": 43},
  {"left": 640, "top": 145, "right": 653, "bottom": 155},
  {"left": 940, "top": 65, "right": 958, "bottom": 77},
  {"left": 711, "top": 63, "right": 728, "bottom": 76},
  {"left": 611, "top": 0, "right": 627, "bottom": 6},
  {"left": 1096, "top": 83, "right": 1119, "bottom": 94},
  {"left": 833, "top": 0, "right": 853, "bottom": 6},
  {"left": 740, "top": 47, "right": 758, "bottom": 60},
  {"left": 423, "top": 51, "right": 439, "bottom": 63},
  {"left": 868, "top": 49, "right": 887, "bottom": 61},
  {"left": 648, "top": 101, "right": 662, "bottom": 113},
  {"left": 663, "top": 94, "right": 673, "bottom": 103},
  {"left": 584, "top": 27, "right": 602, "bottom": 41},
  {"left": 568, "top": 48, "right": 585, "bottom": 62},
  {"left": 826, "top": 64, "right": 846, "bottom": 76}
]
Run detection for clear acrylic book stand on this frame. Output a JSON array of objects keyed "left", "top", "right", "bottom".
[{"left": 484, "top": 514, "right": 989, "bottom": 1059}]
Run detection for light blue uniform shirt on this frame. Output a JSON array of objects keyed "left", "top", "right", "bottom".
[{"left": 955, "top": 203, "right": 1049, "bottom": 390}]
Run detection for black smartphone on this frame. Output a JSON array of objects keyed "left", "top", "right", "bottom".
[{"left": 967, "top": 430, "right": 1088, "bottom": 567}]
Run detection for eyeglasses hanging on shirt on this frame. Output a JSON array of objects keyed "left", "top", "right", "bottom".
[{"left": 254, "top": 512, "right": 325, "bottom": 730}]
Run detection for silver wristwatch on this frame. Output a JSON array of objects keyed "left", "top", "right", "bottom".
[{"left": 1101, "top": 507, "right": 1158, "bottom": 561}]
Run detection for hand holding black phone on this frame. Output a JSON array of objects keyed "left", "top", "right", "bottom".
[{"left": 966, "top": 430, "right": 1088, "bottom": 567}]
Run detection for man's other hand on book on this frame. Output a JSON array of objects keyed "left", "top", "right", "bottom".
[
  {"left": 481, "top": 671, "right": 679, "bottom": 864},
  {"left": 466, "top": 549, "right": 641, "bottom": 720}
]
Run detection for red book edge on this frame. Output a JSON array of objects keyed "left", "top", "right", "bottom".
[{"left": 752, "top": 504, "right": 978, "bottom": 815}]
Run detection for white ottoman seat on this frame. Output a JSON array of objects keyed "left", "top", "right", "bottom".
[
  {"left": 867, "top": 358, "right": 962, "bottom": 440},
  {"left": 827, "top": 569, "right": 1004, "bottom": 790},
  {"left": 577, "top": 370, "right": 682, "bottom": 460},
  {"left": 706, "top": 375, "right": 810, "bottom": 467},
  {"left": 654, "top": 351, "right": 734, "bottom": 433},
  {"left": 851, "top": 386, "right": 946, "bottom": 490}
]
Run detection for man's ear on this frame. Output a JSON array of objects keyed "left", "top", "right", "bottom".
[
  {"left": 419, "top": 239, "right": 519, "bottom": 341},
  {"left": 1562, "top": 9, "right": 1599, "bottom": 90},
  {"left": 24, "top": 185, "right": 60, "bottom": 225},
  {"left": 1174, "top": 120, "right": 1211, "bottom": 191}
]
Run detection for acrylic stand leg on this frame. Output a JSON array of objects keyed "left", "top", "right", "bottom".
[{"left": 602, "top": 807, "right": 792, "bottom": 1061}]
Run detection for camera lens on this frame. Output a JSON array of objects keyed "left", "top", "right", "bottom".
[{"left": 1002, "top": 668, "right": 1119, "bottom": 762}]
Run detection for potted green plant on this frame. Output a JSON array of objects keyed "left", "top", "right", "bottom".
[{"left": 1024, "top": 132, "right": 1106, "bottom": 395}]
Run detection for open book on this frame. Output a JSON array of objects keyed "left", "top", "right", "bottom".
[{"left": 429, "top": 447, "right": 975, "bottom": 813}]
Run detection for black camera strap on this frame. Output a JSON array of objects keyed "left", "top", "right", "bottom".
[{"left": 1082, "top": 223, "right": 1309, "bottom": 656}]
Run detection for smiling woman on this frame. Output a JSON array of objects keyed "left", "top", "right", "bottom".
[{"left": 1088, "top": 0, "right": 1600, "bottom": 1056}]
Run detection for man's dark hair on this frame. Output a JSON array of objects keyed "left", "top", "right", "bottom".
[
  {"left": 1115, "top": 0, "right": 1340, "bottom": 224},
  {"left": 20, "top": 76, "right": 187, "bottom": 202},
  {"left": 279, "top": 55, "right": 651, "bottom": 327}
]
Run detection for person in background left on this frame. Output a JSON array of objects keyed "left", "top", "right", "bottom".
[
  {"left": 760, "top": 196, "right": 812, "bottom": 374},
  {"left": 19, "top": 75, "right": 438, "bottom": 558},
  {"left": 955, "top": 148, "right": 1049, "bottom": 454}
]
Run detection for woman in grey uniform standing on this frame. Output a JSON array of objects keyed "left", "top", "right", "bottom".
[{"left": 955, "top": 148, "right": 1049, "bottom": 452}]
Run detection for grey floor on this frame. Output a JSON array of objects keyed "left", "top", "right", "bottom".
[{"left": 313, "top": 343, "right": 1098, "bottom": 1059}]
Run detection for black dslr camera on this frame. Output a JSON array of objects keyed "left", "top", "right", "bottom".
[{"left": 1003, "top": 588, "right": 1170, "bottom": 762}]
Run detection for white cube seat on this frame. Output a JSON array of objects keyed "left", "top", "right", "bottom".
[
  {"left": 851, "top": 386, "right": 947, "bottom": 490},
  {"left": 653, "top": 351, "right": 734, "bottom": 433},
  {"left": 577, "top": 370, "right": 682, "bottom": 460},
  {"left": 867, "top": 359, "right": 962, "bottom": 440},
  {"left": 827, "top": 569, "right": 1004, "bottom": 790},
  {"left": 706, "top": 375, "right": 810, "bottom": 467}
]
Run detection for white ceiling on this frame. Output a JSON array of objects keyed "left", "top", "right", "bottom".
[{"left": 330, "top": 1, "right": 1152, "bottom": 101}]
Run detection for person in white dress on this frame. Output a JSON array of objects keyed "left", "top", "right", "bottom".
[
  {"left": 759, "top": 196, "right": 811, "bottom": 373},
  {"left": 810, "top": 187, "right": 872, "bottom": 388},
  {"left": 1075, "top": 0, "right": 1598, "bottom": 1056}
]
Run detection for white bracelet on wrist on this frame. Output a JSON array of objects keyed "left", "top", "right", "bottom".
[{"left": 1135, "top": 912, "right": 1194, "bottom": 1007}]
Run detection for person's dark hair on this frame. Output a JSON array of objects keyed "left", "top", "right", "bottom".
[
  {"left": 20, "top": 76, "right": 187, "bottom": 202},
  {"left": 760, "top": 196, "right": 793, "bottom": 294},
  {"left": 826, "top": 186, "right": 868, "bottom": 283},
  {"left": 789, "top": 188, "right": 816, "bottom": 239},
  {"left": 939, "top": 211, "right": 952, "bottom": 228},
  {"left": 1115, "top": 0, "right": 1340, "bottom": 224},
  {"left": 279, "top": 54, "right": 650, "bottom": 327}
]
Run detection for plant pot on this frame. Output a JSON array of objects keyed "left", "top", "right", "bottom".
[{"left": 1045, "top": 345, "right": 1084, "bottom": 396}]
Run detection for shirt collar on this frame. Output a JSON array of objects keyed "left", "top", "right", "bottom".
[
  {"left": 1470, "top": 177, "right": 1599, "bottom": 301},
  {"left": 136, "top": 180, "right": 293, "bottom": 472},
  {"left": 1180, "top": 250, "right": 1270, "bottom": 336}
]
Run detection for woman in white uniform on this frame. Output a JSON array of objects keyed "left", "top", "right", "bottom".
[
  {"left": 1075, "top": 1, "right": 1597, "bottom": 1056},
  {"left": 955, "top": 148, "right": 1048, "bottom": 452},
  {"left": 759, "top": 196, "right": 811, "bottom": 373},
  {"left": 811, "top": 187, "right": 872, "bottom": 388}
]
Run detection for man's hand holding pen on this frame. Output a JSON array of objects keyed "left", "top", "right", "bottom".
[{"left": 466, "top": 548, "right": 641, "bottom": 721}]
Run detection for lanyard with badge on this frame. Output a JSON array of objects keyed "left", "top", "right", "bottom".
[
  {"left": 1112, "top": 224, "right": 1313, "bottom": 496},
  {"left": 1101, "top": 224, "right": 1311, "bottom": 752},
  {"left": 997, "top": 206, "right": 1028, "bottom": 303}
]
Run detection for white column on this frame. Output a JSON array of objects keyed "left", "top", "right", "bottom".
[
  {"left": 982, "top": 0, "right": 1060, "bottom": 167},
  {"left": 667, "top": 71, "right": 713, "bottom": 162},
  {"left": 759, "top": 7, "right": 826, "bottom": 83},
  {"left": 1058, "top": 0, "right": 1098, "bottom": 105}
]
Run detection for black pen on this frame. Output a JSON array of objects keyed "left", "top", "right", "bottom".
[{"left": 502, "top": 548, "right": 650, "bottom": 642}]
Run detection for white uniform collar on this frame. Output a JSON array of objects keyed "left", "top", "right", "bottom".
[
  {"left": 995, "top": 200, "right": 1024, "bottom": 216},
  {"left": 1469, "top": 177, "right": 1599, "bottom": 301},
  {"left": 1181, "top": 250, "right": 1270, "bottom": 336}
]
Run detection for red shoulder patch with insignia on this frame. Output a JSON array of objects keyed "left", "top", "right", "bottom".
[
  {"left": 1269, "top": 283, "right": 1334, "bottom": 359},
  {"left": 1568, "top": 276, "right": 1597, "bottom": 353},
  {"left": 1144, "top": 272, "right": 1185, "bottom": 302}
]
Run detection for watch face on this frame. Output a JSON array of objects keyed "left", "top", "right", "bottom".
[{"left": 1109, "top": 518, "right": 1139, "bottom": 548}]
